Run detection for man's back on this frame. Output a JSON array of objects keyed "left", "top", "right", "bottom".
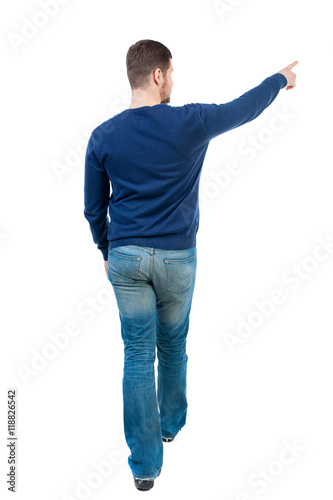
[{"left": 88, "top": 103, "right": 209, "bottom": 251}]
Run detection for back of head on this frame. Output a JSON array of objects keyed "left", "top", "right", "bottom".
[{"left": 126, "top": 39, "right": 172, "bottom": 90}]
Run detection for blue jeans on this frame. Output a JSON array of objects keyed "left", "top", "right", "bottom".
[{"left": 107, "top": 245, "right": 197, "bottom": 480}]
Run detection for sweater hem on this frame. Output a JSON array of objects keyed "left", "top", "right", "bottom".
[{"left": 108, "top": 234, "right": 196, "bottom": 252}]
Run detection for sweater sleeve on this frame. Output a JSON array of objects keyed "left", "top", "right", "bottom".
[
  {"left": 84, "top": 134, "right": 110, "bottom": 260},
  {"left": 194, "top": 72, "right": 287, "bottom": 141}
]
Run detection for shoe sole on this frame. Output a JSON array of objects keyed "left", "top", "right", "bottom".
[{"left": 134, "top": 480, "right": 154, "bottom": 491}]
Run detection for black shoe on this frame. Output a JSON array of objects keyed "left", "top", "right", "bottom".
[
  {"left": 134, "top": 468, "right": 161, "bottom": 491},
  {"left": 162, "top": 436, "right": 175, "bottom": 442},
  {"left": 162, "top": 429, "right": 180, "bottom": 442}
]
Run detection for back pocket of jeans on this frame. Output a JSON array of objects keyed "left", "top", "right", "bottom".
[
  {"left": 164, "top": 253, "right": 196, "bottom": 294},
  {"left": 108, "top": 250, "right": 141, "bottom": 285}
]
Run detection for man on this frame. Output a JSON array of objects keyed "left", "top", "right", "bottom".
[{"left": 84, "top": 39, "right": 298, "bottom": 491}]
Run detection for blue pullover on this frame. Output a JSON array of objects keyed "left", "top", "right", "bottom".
[{"left": 84, "top": 72, "right": 287, "bottom": 260}]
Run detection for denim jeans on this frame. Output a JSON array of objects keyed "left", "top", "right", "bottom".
[{"left": 107, "top": 245, "right": 197, "bottom": 480}]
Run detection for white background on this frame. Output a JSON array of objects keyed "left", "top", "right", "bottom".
[{"left": 1, "top": 0, "right": 333, "bottom": 498}]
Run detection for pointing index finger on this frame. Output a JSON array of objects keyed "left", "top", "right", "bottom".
[{"left": 287, "top": 60, "right": 299, "bottom": 70}]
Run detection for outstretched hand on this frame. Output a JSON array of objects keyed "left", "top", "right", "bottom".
[{"left": 278, "top": 61, "right": 299, "bottom": 90}]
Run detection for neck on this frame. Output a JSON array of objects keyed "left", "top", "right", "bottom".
[{"left": 128, "top": 88, "right": 161, "bottom": 109}]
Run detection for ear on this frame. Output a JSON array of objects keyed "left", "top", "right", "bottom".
[{"left": 152, "top": 67, "right": 162, "bottom": 86}]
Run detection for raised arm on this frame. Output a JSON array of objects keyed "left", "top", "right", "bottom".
[{"left": 194, "top": 61, "right": 298, "bottom": 141}]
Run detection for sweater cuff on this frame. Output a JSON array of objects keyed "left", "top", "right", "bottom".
[
  {"left": 272, "top": 72, "right": 288, "bottom": 89},
  {"left": 102, "top": 248, "right": 108, "bottom": 261}
]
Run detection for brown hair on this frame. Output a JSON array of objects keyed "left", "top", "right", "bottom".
[{"left": 126, "top": 39, "right": 172, "bottom": 90}]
